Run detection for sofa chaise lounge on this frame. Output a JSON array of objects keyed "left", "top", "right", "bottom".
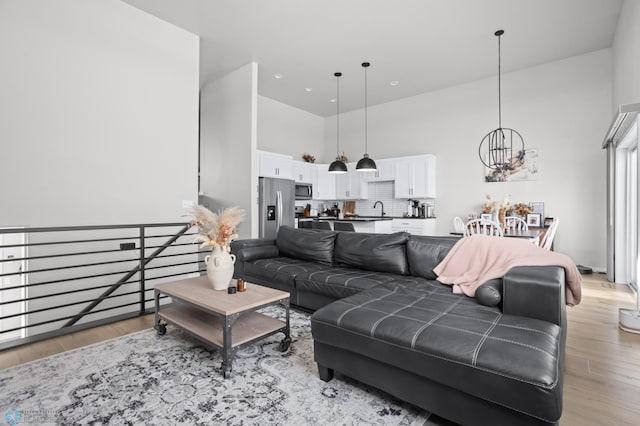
[{"left": 231, "top": 226, "right": 567, "bottom": 425}]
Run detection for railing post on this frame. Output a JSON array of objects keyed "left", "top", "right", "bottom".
[{"left": 139, "top": 226, "right": 146, "bottom": 315}]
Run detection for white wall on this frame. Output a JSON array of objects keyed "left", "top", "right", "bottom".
[
  {"left": 0, "top": 0, "right": 200, "bottom": 227},
  {"left": 613, "top": 0, "right": 640, "bottom": 110},
  {"left": 0, "top": 0, "right": 200, "bottom": 338},
  {"left": 257, "top": 96, "right": 324, "bottom": 160},
  {"left": 324, "top": 50, "right": 612, "bottom": 269},
  {"left": 200, "top": 63, "right": 258, "bottom": 238}
]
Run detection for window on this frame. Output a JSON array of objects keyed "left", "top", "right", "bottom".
[{"left": 614, "top": 120, "right": 638, "bottom": 289}]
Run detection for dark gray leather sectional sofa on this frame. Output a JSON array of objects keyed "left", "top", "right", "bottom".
[{"left": 231, "top": 226, "right": 567, "bottom": 425}]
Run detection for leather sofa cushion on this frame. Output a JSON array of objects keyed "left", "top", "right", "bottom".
[
  {"left": 276, "top": 226, "right": 336, "bottom": 265},
  {"left": 312, "top": 286, "right": 563, "bottom": 422},
  {"left": 295, "top": 267, "right": 399, "bottom": 300},
  {"left": 334, "top": 232, "right": 409, "bottom": 275},
  {"left": 406, "top": 235, "right": 459, "bottom": 280},
  {"left": 295, "top": 268, "right": 453, "bottom": 303},
  {"left": 244, "top": 257, "right": 335, "bottom": 290},
  {"left": 376, "top": 276, "right": 453, "bottom": 295}
]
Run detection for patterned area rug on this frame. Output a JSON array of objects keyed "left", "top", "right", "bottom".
[{"left": 0, "top": 308, "right": 453, "bottom": 425}]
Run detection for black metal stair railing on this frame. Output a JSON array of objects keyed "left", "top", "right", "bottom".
[{"left": 0, "top": 223, "right": 205, "bottom": 351}]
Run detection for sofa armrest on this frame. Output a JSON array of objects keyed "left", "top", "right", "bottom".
[
  {"left": 231, "top": 239, "right": 277, "bottom": 261},
  {"left": 231, "top": 239, "right": 278, "bottom": 280},
  {"left": 231, "top": 238, "right": 275, "bottom": 251},
  {"left": 235, "top": 245, "right": 279, "bottom": 262},
  {"left": 502, "top": 266, "right": 566, "bottom": 327}
]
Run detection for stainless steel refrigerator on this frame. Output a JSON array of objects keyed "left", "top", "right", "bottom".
[{"left": 259, "top": 177, "right": 295, "bottom": 239}]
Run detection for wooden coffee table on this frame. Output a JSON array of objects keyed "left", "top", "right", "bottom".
[{"left": 153, "top": 276, "right": 291, "bottom": 378}]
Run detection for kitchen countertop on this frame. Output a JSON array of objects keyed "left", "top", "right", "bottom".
[
  {"left": 299, "top": 216, "right": 436, "bottom": 221},
  {"left": 385, "top": 216, "right": 437, "bottom": 220},
  {"left": 298, "top": 216, "right": 436, "bottom": 221},
  {"left": 318, "top": 217, "right": 393, "bottom": 222}
]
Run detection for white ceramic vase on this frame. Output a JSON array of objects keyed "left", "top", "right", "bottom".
[{"left": 205, "top": 245, "right": 236, "bottom": 291}]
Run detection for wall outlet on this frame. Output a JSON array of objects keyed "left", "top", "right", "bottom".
[{"left": 182, "top": 199, "right": 195, "bottom": 209}]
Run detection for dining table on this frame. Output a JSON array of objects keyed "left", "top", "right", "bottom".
[
  {"left": 503, "top": 228, "right": 542, "bottom": 244},
  {"left": 450, "top": 228, "right": 543, "bottom": 244}
]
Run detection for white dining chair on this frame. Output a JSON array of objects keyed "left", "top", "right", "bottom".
[
  {"left": 505, "top": 216, "right": 528, "bottom": 231},
  {"left": 453, "top": 216, "right": 466, "bottom": 234},
  {"left": 540, "top": 219, "right": 559, "bottom": 250},
  {"left": 464, "top": 219, "right": 504, "bottom": 237}
]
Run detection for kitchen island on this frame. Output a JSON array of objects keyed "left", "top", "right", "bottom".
[{"left": 311, "top": 216, "right": 393, "bottom": 233}]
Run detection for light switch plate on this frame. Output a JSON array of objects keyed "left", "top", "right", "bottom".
[{"left": 182, "top": 200, "right": 195, "bottom": 209}]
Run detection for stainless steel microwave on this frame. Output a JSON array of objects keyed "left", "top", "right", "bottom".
[{"left": 294, "top": 183, "right": 312, "bottom": 199}]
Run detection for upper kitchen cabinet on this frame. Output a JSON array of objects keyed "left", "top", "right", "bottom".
[
  {"left": 258, "top": 150, "right": 292, "bottom": 179},
  {"left": 335, "top": 163, "right": 368, "bottom": 200},
  {"left": 361, "top": 158, "right": 395, "bottom": 182},
  {"left": 292, "top": 160, "right": 315, "bottom": 183},
  {"left": 314, "top": 164, "right": 336, "bottom": 200},
  {"left": 394, "top": 155, "right": 436, "bottom": 198}
]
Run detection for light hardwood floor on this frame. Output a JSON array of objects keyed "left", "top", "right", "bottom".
[
  {"left": 562, "top": 274, "right": 640, "bottom": 425},
  {"left": 0, "top": 273, "right": 638, "bottom": 425}
]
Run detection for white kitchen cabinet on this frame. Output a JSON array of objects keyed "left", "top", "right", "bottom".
[
  {"left": 394, "top": 155, "right": 436, "bottom": 198},
  {"left": 335, "top": 163, "right": 368, "bottom": 200},
  {"left": 314, "top": 164, "right": 336, "bottom": 200},
  {"left": 391, "top": 218, "right": 436, "bottom": 236},
  {"left": 361, "top": 158, "right": 395, "bottom": 182},
  {"left": 292, "top": 161, "right": 315, "bottom": 183},
  {"left": 257, "top": 150, "right": 292, "bottom": 179},
  {"left": 351, "top": 220, "right": 393, "bottom": 233}
]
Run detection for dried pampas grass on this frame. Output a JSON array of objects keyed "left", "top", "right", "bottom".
[{"left": 189, "top": 205, "right": 245, "bottom": 250}]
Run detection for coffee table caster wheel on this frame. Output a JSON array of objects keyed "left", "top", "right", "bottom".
[
  {"left": 155, "top": 324, "right": 166, "bottom": 335},
  {"left": 278, "top": 337, "right": 291, "bottom": 352}
]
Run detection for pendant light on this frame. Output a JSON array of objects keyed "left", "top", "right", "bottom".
[
  {"left": 328, "top": 72, "right": 348, "bottom": 174},
  {"left": 356, "top": 62, "right": 377, "bottom": 172},
  {"left": 479, "top": 30, "right": 524, "bottom": 175}
]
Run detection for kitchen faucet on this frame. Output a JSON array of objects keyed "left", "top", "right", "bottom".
[{"left": 373, "top": 201, "right": 385, "bottom": 217}]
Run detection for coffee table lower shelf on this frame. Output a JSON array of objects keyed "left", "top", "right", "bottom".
[
  {"left": 157, "top": 303, "right": 286, "bottom": 348},
  {"left": 153, "top": 278, "right": 291, "bottom": 379}
]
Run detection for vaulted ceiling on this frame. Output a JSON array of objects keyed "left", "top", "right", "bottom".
[{"left": 123, "top": 0, "right": 622, "bottom": 116}]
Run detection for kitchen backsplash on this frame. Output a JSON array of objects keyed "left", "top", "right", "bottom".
[
  {"left": 295, "top": 181, "right": 436, "bottom": 217},
  {"left": 356, "top": 181, "right": 435, "bottom": 217}
]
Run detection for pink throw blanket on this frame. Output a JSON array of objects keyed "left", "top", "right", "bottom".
[{"left": 433, "top": 234, "right": 582, "bottom": 306}]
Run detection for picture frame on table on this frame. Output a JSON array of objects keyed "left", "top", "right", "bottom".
[
  {"left": 526, "top": 213, "right": 541, "bottom": 227},
  {"left": 544, "top": 217, "right": 554, "bottom": 227},
  {"left": 480, "top": 213, "right": 493, "bottom": 222},
  {"left": 529, "top": 202, "right": 544, "bottom": 220}
]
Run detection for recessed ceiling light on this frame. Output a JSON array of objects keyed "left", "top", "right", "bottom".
[
  {"left": 274, "top": 74, "right": 283, "bottom": 79},
  {"left": 329, "top": 98, "right": 337, "bottom": 103},
  {"left": 390, "top": 81, "right": 399, "bottom": 86},
  {"left": 305, "top": 88, "right": 313, "bottom": 92}
]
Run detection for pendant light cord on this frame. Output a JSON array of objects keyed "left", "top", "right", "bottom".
[
  {"left": 336, "top": 73, "right": 340, "bottom": 157},
  {"left": 364, "top": 63, "right": 368, "bottom": 154},
  {"left": 497, "top": 32, "right": 502, "bottom": 129}
]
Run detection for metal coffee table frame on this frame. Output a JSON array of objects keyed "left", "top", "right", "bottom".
[{"left": 153, "top": 279, "right": 291, "bottom": 379}]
